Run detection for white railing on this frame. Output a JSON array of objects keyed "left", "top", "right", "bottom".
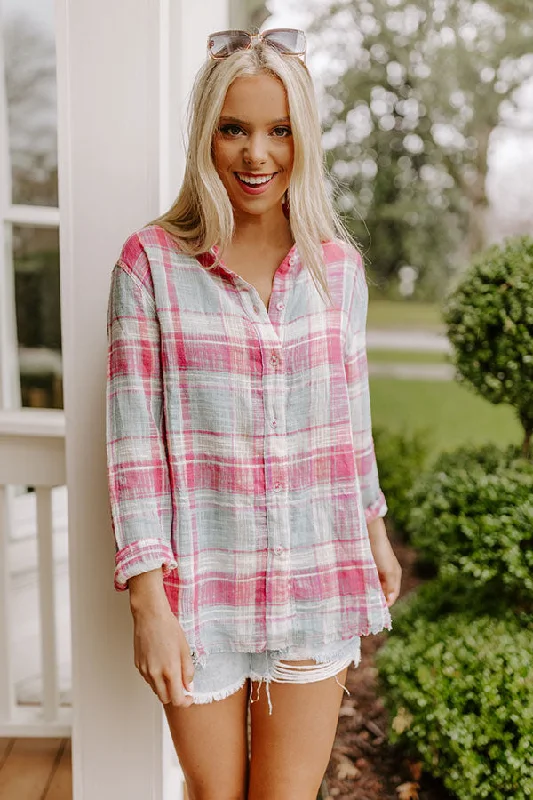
[{"left": 0, "top": 408, "right": 71, "bottom": 736}]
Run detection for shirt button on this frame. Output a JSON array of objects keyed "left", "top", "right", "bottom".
[
  {"left": 270, "top": 353, "right": 279, "bottom": 366},
  {"left": 271, "top": 418, "right": 277, "bottom": 428},
  {"left": 252, "top": 305, "right": 260, "bottom": 314},
  {"left": 274, "top": 545, "right": 283, "bottom": 555},
  {"left": 276, "top": 302, "right": 285, "bottom": 311},
  {"left": 273, "top": 482, "right": 282, "bottom": 492}
]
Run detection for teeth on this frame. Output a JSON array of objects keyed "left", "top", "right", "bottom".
[{"left": 237, "top": 173, "right": 275, "bottom": 186}]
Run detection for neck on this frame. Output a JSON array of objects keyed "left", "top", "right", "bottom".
[{"left": 232, "top": 206, "right": 292, "bottom": 250}]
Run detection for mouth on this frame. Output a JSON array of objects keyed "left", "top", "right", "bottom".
[{"left": 234, "top": 172, "right": 278, "bottom": 195}]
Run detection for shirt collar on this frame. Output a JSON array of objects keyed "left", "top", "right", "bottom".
[{"left": 198, "top": 243, "right": 300, "bottom": 281}]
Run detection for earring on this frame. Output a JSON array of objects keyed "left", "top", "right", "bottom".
[{"left": 282, "top": 188, "right": 290, "bottom": 220}]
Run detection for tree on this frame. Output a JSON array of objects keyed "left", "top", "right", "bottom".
[
  {"left": 3, "top": 13, "right": 58, "bottom": 210},
  {"left": 443, "top": 235, "right": 533, "bottom": 458},
  {"left": 311, "top": 0, "right": 533, "bottom": 297}
]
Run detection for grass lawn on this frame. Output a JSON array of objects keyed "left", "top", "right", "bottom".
[
  {"left": 369, "top": 378, "right": 522, "bottom": 460},
  {"left": 367, "top": 300, "right": 444, "bottom": 331},
  {"left": 368, "top": 349, "right": 449, "bottom": 365}
]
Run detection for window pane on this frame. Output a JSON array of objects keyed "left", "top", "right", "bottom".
[
  {"left": 2, "top": 1, "right": 57, "bottom": 207},
  {"left": 13, "top": 225, "right": 62, "bottom": 409}
]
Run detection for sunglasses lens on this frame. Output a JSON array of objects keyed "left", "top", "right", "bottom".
[
  {"left": 262, "top": 29, "right": 306, "bottom": 54},
  {"left": 208, "top": 30, "right": 251, "bottom": 57}
]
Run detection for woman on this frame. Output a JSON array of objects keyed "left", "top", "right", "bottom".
[{"left": 106, "top": 28, "right": 402, "bottom": 800}]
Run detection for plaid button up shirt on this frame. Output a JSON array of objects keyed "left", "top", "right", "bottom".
[{"left": 106, "top": 225, "right": 392, "bottom": 661}]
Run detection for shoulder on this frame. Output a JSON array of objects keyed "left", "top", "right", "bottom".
[
  {"left": 116, "top": 224, "right": 184, "bottom": 292},
  {"left": 322, "top": 238, "right": 368, "bottom": 312},
  {"left": 321, "top": 238, "right": 364, "bottom": 274}
]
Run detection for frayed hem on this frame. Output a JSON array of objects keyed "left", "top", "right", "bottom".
[
  {"left": 309, "top": 645, "right": 361, "bottom": 665},
  {"left": 189, "top": 674, "right": 248, "bottom": 705},
  {"left": 268, "top": 639, "right": 362, "bottom": 666},
  {"left": 186, "top": 621, "right": 391, "bottom": 669}
]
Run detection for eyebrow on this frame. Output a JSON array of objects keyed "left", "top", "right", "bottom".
[{"left": 219, "top": 116, "right": 291, "bottom": 125}]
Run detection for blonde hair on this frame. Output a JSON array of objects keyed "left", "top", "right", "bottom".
[{"left": 148, "top": 42, "right": 355, "bottom": 305}]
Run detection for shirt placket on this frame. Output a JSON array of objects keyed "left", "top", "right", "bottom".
[{"left": 237, "top": 265, "right": 294, "bottom": 649}]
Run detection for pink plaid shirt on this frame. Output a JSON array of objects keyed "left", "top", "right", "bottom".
[{"left": 106, "top": 225, "right": 391, "bottom": 661}]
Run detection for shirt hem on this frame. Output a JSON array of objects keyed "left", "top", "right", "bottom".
[{"left": 186, "top": 616, "right": 393, "bottom": 668}]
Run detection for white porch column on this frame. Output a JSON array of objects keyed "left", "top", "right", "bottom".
[{"left": 55, "top": 1, "right": 230, "bottom": 798}]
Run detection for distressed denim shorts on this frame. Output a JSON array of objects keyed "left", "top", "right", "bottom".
[{"left": 186, "top": 635, "right": 361, "bottom": 715}]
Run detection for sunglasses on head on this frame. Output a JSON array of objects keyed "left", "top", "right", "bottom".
[{"left": 207, "top": 28, "right": 306, "bottom": 62}]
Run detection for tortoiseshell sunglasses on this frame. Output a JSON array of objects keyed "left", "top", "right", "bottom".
[{"left": 207, "top": 28, "right": 306, "bottom": 62}]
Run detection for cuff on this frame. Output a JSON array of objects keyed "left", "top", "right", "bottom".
[
  {"left": 114, "top": 539, "right": 178, "bottom": 591},
  {"left": 364, "top": 491, "right": 388, "bottom": 524}
]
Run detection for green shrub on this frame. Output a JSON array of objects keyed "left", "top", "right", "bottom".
[
  {"left": 406, "top": 449, "right": 533, "bottom": 604},
  {"left": 388, "top": 574, "right": 516, "bottom": 638},
  {"left": 415, "top": 441, "right": 521, "bottom": 475},
  {"left": 376, "top": 612, "right": 533, "bottom": 799},
  {"left": 443, "top": 236, "right": 533, "bottom": 458},
  {"left": 373, "top": 425, "right": 430, "bottom": 535}
]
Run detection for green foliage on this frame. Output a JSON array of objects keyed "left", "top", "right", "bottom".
[
  {"left": 406, "top": 444, "right": 533, "bottom": 604},
  {"left": 312, "top": 0, "right": 533, "bottom": 297},
  {"left": 376, "top": 612, "right": 533, "bottom": 799},
  {"left": 378, "top": 442, "right": 533, "bottom": 796},
  {"left": 373, "top": 425, "right": 429, "bottom": 534},
  {"left": 443, "top": 236, "right": 533, "bottom": 456},
  {"left": 389, "top": 571, "right": 530, "bottom": 639},
  {"left": 413, "top": 441, "right": 521, "bottom": 475}
]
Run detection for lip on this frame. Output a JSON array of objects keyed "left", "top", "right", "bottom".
[{"left": 234, "top": 172, "right": 277, "bottom": 195}]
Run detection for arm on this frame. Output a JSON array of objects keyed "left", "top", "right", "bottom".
[
  {"left": 344, "top": 251, "right": 387, "bottom": 524},
  {"left": 106, "top": 258, "right": 194, "bottom": 705},
  {"left": 344, "top": 251, "right": 402, "bottom": 607},
  {"left": 106, "top": 261, "right": 177, "bottom": 592}
]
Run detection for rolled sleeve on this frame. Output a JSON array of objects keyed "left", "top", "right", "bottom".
[
  {"left": 106, "top": 261, "right": 175, "bottom": 591},
  {"left": 344, "top": 250, "right": 388, "bottom": 523},
  {"left": 114, "top": 539, "right": 177, "bottom": 591}
]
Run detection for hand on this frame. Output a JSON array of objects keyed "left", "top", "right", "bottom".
[
  {"left": 367, "top": 517, "right": 402, "bottom": 607},
  {"left": 128, "top": 570, "right": 195, "bottom": 707},
  {"left": 132, "top": 604, "right": 195, "bottom": 707}
]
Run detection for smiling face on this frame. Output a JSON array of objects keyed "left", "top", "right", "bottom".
[{"left": 213, "top": 73, "right": 294, "bottom": 222}]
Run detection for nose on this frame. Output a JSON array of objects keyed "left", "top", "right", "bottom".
[{"left": 244, "top": 132, "right": 268, "bottom": 166}]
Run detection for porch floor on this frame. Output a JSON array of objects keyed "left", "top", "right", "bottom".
[{"left": 0, "top": 738, "right": 71, "bottom": 799}]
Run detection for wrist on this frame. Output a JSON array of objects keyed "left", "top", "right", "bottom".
[
  {"left": 128, "top": 568, "right": 169, "bottom": 617},
  {"left": 367, "top": 516, "right": 388, "bottom": 537}
]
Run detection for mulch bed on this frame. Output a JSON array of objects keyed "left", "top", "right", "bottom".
[{"left": 324, "top": 527, "right": 455, "bottom": 800}]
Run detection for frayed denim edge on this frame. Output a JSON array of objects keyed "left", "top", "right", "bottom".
[{"left": 189, "top": 674, "right": 248, "bottom": 705}]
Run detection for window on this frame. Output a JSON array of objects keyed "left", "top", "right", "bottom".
[{"left": 1, "top": 1, "right": 61, "bottom": 409}]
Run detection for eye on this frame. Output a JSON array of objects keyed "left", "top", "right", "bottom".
[
  {"left": 219, "top": 123, "right": 244, "bottom": 136},
  {"left": 272, "top": 126, "right": 292, "bottom": 138}
]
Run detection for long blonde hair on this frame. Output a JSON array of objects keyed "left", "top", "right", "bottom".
[{"left": 148, "top": 41, "right": 354, "bottom": 305}]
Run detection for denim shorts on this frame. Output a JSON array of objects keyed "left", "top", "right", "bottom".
[{"left": 186, "top": 635, "right": 361, "bottom": 715}]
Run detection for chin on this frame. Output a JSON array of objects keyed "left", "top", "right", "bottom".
[{"left": 233, "top": 195, "right": 286, "bottom": 214}]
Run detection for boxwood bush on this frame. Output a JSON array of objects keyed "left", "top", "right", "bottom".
[
  {"left": 387, "top": 573, "right": 522, "bottom": 638},
  {"left": 373, "top": 425, "right": 429, "bottom": 536},
  {"left": 406, "top": 446, "right": 533, "bottom": 605},
  {"left": 443, "top": 236, "right": 533, "bottom": 458},
  {"left": 410, "top": 441, "right": 521, "bottom": 477},
  {"left": 376, "top": 612, "right": 533, "bottom": 799}
]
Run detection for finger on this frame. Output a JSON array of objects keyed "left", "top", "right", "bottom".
[
  {"left": 168, "top": 672, "right": 193, "bottom": 707},
  {"left": 151, "top": 674, "right": 170, "bottom": 705},
  {"left": 181, "top": 655, "right": 195, "bottom": 691},
  {"left": 386, "top": 588, "right": 399, "bottom": 606}
]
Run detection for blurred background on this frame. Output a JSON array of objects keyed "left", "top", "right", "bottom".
[{"left": 2, "top": 0, "right": 531, "bottom": 456}]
